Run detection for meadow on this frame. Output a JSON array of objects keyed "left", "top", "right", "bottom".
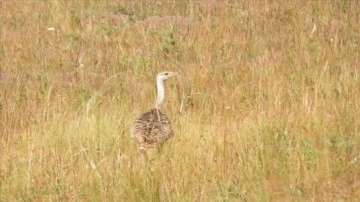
[{"left": 1, "top": 0, "right": 360, "bottom": 201}]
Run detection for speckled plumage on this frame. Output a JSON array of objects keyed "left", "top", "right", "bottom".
[{"left": 130, "top": 108, "right": 174, "bottom": 150}]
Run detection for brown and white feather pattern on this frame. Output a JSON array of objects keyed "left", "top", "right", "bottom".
[{"left": 130, "top": 108, "right": 174, "bottom": 149}]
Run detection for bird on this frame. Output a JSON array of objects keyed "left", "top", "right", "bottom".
[{"left": 130, "top": 71, "right": 178, "bottom": 162}]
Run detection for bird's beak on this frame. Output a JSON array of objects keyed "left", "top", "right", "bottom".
[{"left": 172, "top": 72, "right": 179, "bottom": 76}]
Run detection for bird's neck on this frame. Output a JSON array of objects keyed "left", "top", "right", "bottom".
[{"left": 155, "top": 78, "right": 165, "bottom": 108}]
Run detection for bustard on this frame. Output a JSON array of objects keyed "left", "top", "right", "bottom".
[{"left": 130, "top": 71, "right": 178, "bottom": 161}]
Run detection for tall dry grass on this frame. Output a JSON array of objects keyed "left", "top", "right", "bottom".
[{"left": 1, "top": 0, "right": 360, "bottom": 201}]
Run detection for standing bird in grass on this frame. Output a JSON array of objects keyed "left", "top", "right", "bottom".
[{"left": 130, "top": 71, "right": 178, "bottom": 162}]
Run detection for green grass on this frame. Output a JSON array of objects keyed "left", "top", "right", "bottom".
[{"left": 1, "top": 0, "right": 360, "bottom": 201}]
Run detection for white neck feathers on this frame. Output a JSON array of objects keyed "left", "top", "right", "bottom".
[{"left": 155, "top": 77, "right": 165, "bottom": 108}]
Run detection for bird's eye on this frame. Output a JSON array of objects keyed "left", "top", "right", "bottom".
[{"left": 165, "top": 73, "right": 169, "bottom": 75}]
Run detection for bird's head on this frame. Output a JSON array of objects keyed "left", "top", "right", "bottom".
[{"left": 156, "top": 71, "right": 178, "bottom": 81}]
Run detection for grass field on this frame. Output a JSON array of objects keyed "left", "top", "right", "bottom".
[{"left": 1, "top": 0, "right": 360, "bottom": 201}]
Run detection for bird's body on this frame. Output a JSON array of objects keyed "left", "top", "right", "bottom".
[
  {"left": 130, "top": 71, "right": 178, "bottom": 161},
  {"left": 130, "top": 108, "right": 173, "bottom": 150}
]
